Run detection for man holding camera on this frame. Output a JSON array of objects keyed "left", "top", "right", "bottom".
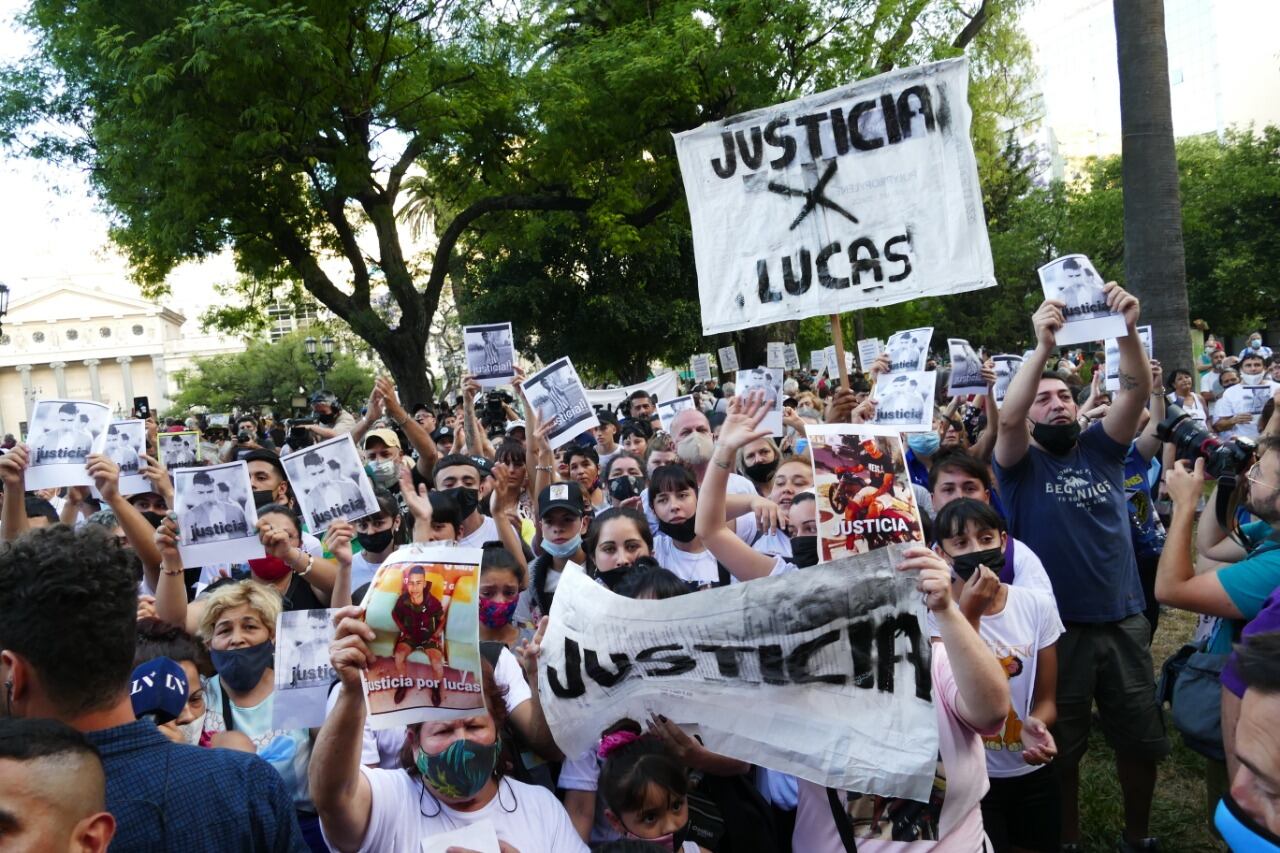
[{"left": 994, "top": 283, "right": 1168, "bottom": 853}]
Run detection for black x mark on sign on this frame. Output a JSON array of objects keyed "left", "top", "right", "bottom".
[{"left": 766, "top": 159, "right": 859, "bottom": 231}]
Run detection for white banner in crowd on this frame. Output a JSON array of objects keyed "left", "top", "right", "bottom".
[
  {"left": 583, "top": 372, "right": 680, "bottom": 411},
  {"left": 674, "top": 57, "right": 995, "bottom": 335},
  {"left": 539, "top": 560, "right": 938, "bottom": 799}
]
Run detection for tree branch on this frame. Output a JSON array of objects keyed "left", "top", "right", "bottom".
[
  {"left": 952, "top": 0, "right": 991, "bottom": 49},
  {"left": 877, "top": 0, "right": 930, "bottom": 73}
]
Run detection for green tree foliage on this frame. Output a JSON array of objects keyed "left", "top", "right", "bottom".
[{"left": 170, "top": 332, "right": 374, "bottom": 415}]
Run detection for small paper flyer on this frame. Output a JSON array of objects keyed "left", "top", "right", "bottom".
[
  {"left": 736, "top": 367, "right": 784, "bottom": 435},
  {"left": 1038, "top": 254, "right": 1127, "bottom": 346},
  {"left": 272, "top": 608, "right": 339, "bottom": 730},
  {"left": 463, "top": 322, "right": 516, "bottom": 388},
  {"left": 856, "top": 338, "right": 883, "bottom": 372},
  {"left": 811, "top": 349, "right": 826, "bottom": 373},
  {"left": 871, "top": 371, "right": 936, "bottom": 432},
  {"left": 281, "top": 434, "right": 379, "bottom": 533},
  {"left": 691, "top": 353, "right": 713, "bottom": 384},
  {"left": 717, "top": 345, "right": 739, "bottom": 374},
  {"left": 360, "top": 544, "right": 485, "bottom": 729},
  {"left": 1104, "top": 338, "right": 1122, "bottom": 392},
  {"left": 173, "top": 460, "right": 263, "bottom": 566},
  {"left": 784, "top": 343, "right": 801, "bottom": 371},
  {"left": 766, "top": 342, "right": 786, "bottom": 369},
  {"left": 105, "top": 419, "right": 150, "bottom": 495},
  {"left": 1138, "top": 325, "right": 1153, "bottom": 358},
  {"left": 523, "top": 356, "right": 599, "bottom": 450},
  {"left": 992, "top": 354, "right": 1025, "bottom": 408},
  {"left": 24, "top": 399, "right": 111, "bottom": 490},
  {"left": 656, "top": 395, "right": 697, "bottom": 432},
  {"left": 885, "top": 328, "right": 932, "bottom": 374},
  {"left": 807, "top": 424, "right": 927, "bottom": 564},
  {"left": 947, "top": 339, "right": 986, "bottom": 397},
  {"left": 158, "top": 430, "right": 202, "bottom": 471}
]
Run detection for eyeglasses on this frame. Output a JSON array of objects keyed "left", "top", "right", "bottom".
[{"left": 1247, "top": 458, "right": 1277, "bottom": 492}]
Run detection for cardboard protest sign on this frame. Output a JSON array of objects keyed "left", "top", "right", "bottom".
[
  {"left": 538, "top": 559, "right": 937, "bottom": 799},
  {"left": 991, "top": 354, "right": 1024, "bottom": 408},
  {"left": 1038, "top": 254, "right": 1126, "bottom": 346},
  {"left": 656, "top": 395, "right": 697, "bottom": 432},
  {"left": 360, "top": 544, "right": 485, "bottom": 729},
  {"left": 24, "top": 399, "right": 110, "bottom": 490},
  {"left": 674, "top": 57, "right": 995, "bottom": 335},
  {"left": 524, "top": 357, "right": 599, "bottom": 450},
  {"left": 1138, "top": 325, "right": 1153, "bottom": 358},
  {"left": 736, "top": 367, "right": 785, "bottom": 435},
  {"left": 811, "top": 349, "right": 826, "bottom": 372},
  {"left": 784, "top": 343, "right": 801, "bottom": 370},
  {"left": 871, "top": 371, "right": 936, "bottom": 432},
  {"left": 105, "top": 419, "right": 149, "bottom": 495},
  {"left": 807, "top": 424, "right": 927, "bottom": 564},
  {"left": 463, "top": 322, "right": 516, "bottom": 388},
  {"left": 718, "top": 346, "right": 740, "bottom": 374},
  {"left": 766, "top": 342, "right": 786, "bottom": 369},
  {"left": 947, "top": 339, "right": 986, "bottom": 397},
  {"left": 583, "top": 372, "right": 679, "bottom": 412},
  {"left": 856, "top": 338, "right": 884, "bottom": 372},
  {"left": 885, "top": 327, "right": 932, "bottom": 373},
  {"left": 173, "top": 461, "right": 263, "bottom": 566},
  {"left": 158, "top": 430, "right": 201, "bottom": 471},
  {"left": 272, "top": 609, "right": 338, "bottom": 730},
  {"left": 281, "top": 435, "right": 378, "bottom": 533},
  {"left": 1103, "top": 338, "right": 1122, "bottom": 392}
]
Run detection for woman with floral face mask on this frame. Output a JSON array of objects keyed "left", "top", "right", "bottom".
[
  {"left": 197, "top": 581, "right": 323, "bottom": 849},
  {"left": 313, "top": 607, "right": 588, "bottom": 852},
  {"left": 477, "top": 545, "right": 529, "bottom": 649}
]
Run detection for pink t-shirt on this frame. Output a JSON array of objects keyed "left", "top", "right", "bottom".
[{"left": 793, "top": 642, "right": 999, "bottom": 852}]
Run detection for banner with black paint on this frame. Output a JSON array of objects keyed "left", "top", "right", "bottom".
[
  {"left": 674, "top": 57, "right": 994, "bottom": 335},
  {"left": 538, "top": 559, "right": 937, "bottom": 799}
]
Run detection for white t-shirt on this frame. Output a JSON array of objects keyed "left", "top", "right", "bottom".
[
  {"left": 1214, "top": 380, "right": 1279, "bottom": 439},
  {"left": 1009, "top": 537, "right": 1055, "bottom": 600},
  {"left": 735, "top": 513, "right": 793, "bottom": 559},
  {"left": 642, "top": 472, "right": 758, "bottom": 535},
  {"left": 349, "top": 549, "right": 385, "bottom": 596},
  {"left": 333, "top": 771, "right": 587, "bottom": 853},
  {"left": 653, "top": 515, "right": 755, "bottom": 586},
  {"left": 459, "top": 514, "right": 500, "bottom": 549},
  {"left": 558, "top": 746, "right": 619, "bottom": 845},
  {"left": 1167, "top": 392, "right": 1208, "bottom": 425},
  {"left": 1200, "top": 370, "right": 1224, "bottom": 416}
]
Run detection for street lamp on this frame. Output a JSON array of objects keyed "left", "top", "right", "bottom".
[
  {"left": 0, "top": 283, "right": 10, "bottom": 339},
  {"left": 304, "top": 335, "right": 337, "bottom": 389}
]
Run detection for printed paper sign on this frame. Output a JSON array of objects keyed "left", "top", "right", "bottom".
[
  {"left": 824, "top": 345, "right": 839, "bottom": 377},
  {"left": 656, "top": 395, "right": 697, "bottom": 432},
  {"left": 674, "top": 57, "right": 995, "bottom": 335},
  {"left": 524, "top": 357, "right": 599, "bottom": 450},
  {"left": 1104, "top": 338, "right": 1122, "bottom": 392},
  {"left": 1038, "top": 254, "right": 1126, "bottom": 346},
  {"left": 361, "top": 544, "right": 484, "bottom": 729},
  {"left": 207, "top": 413, "right": 231, "bottom": 427},
  {"left": 538, "top": 559, "right": 937, "bottom": 799},
  {"left": 811, "top": 349, "right": 826, "bottom": 372},
  {"left": 736, "top": 367, "right": 785, "bottom": 435},
  {"left": 158, "top": 430, "right": 202, "bottom": 471},
  {"left": 281, "top": 435, "right": 379, "bottom": 533},
  {"left": 991, "top": 354, "right": 1024, "bottom": 408},
  {"left": 1138, "top": 325, "right": 1153, "bottom": 358},
  {"left": 105, "top": 419, "right": 150, "bottom": 495},
  {"left": 272, "top": 609, "right": 339, "bottom": 730},
  {"left": 24, "top": 399, "right": 110, "bottom": 490},
  {"left": 871, "top": 371, "right": 936, "bottom": 432},
  {"left": 766, "top": 342, "right": 786, "bottom": 369},
  {"left": 784, "top": 343, "right": 801, "bottom": 371},
  {"left": 463, "top": 322, "right": 516, "bottom": 388},
  {"left": 421, "top": 822, "right": 501, "bottom": 853},
  {"left": 691, "top": 353, "right": 714, "bottom": 384},
  {"left": 807, "top": 424, "right": 927, "bottom": 563},
  {"left": 173, "top": 461, "right": 263, "bottom": 566},
  {"left": 857, "top": 339, "right": 884, "bottom": 372},
  {"left": 947, "top": 339, "right": 986, "bottom": 397},
  {"left": 718, "top": 346, "right": 740, "bottom": 374},
  {"left": 885, "top": 327, "right": 933, "bottom": 374}
]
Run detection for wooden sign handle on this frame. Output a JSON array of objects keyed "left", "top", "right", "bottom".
[{"left": 830, "top": 314, "right": 850, "bottom": 391}]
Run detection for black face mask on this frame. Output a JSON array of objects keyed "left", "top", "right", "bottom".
[
  {"left": 608, "top": 475, "right": 645, "bottom": 503},
  {"left": 1031, "top": 420, "right": 1081, "bottom": 455},
  {"left": 657, "top": 516, "right": 697, "bottom": 543},
  {"left": 790, "top": 535, "right": 819, "bottom": 568},
  {"left": 357, "top": 528, "right": 395, "bottom": 554},
  {"left": 444, "top": 486, "right": 480, "bottom": 519},
  {"left": 949, "top": 547, "right": 1004, "bottom": 582},
  {"left": 252, "top": 489, "right": 277, "bottom": 509},
  {"left": 596, "top": 563, "right": 635, "bottom": 591},
  {"left": 139, "top": 511, "right": 165, "bottom": 530},
  {"left": 742, "top": 459, "right": 779, "bottom": 484}
]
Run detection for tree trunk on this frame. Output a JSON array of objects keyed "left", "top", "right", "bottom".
[
  {"left": 1113, "top": 0, "right": 1192, "bottom": 376},
  {"left": 375, "top": 331, "right": 435, "bottom": 408}
]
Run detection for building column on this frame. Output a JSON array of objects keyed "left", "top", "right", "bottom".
[
  {"left": 152, "top": 354, "right": 169, "bottom": 412},
  {"left": 116, "top": 356, "right": 134, "bottom": 405},
  {"left": 50, "top": 361, "right": 67, "bottom": 398},
  {"left": 16, "top": 365, "right": 33, "bottom": 422},
  {"left": 83, "top": 358, "right": 102, "bottom": 402}
]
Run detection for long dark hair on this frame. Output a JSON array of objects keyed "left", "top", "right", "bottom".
[
  {"left": 583, "top": 507, "right": 653, "bottom": 575},
  {"left": 598, "top": 719, "right": 689, "bottom": 816}
]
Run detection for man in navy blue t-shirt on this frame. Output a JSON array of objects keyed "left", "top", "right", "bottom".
[{"left": 993, "top": 283, "right": 1169, "bottom": 853}]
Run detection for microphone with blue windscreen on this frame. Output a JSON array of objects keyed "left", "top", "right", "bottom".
[{"left": 129, "top": 656, "right": 189, "bottom": 725}]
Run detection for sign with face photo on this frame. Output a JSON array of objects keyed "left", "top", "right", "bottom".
[
  {"left": 158, "top": 430, "right": 202, "bottom": 471},
  {"left": 104, "top": 419, "right": 150, "bottom": 495},
  {"left": 991, "top": 354, "right": 1024, "bottom": 408},
  {"left": 463, "top": 322, "right": 516, "bottom": 388},
  {"left": 1038, "top": 253, "right": 1127, "bottom": 346},
  {"left": 24, "top": 399, "right": 111, "bottom": 491},
  {"left": 523, "top": 357, "right": 599, "bottom": 450},
  {"left": 735, "top": 367, "right": 785, "bottom": 435},
  {"left": 946, "top": 339, "right": 986, "bottom": 397},
  {"left": 656, "top": 395, "right": 697, "bottom": 432},
  {"left": 885, "top": 327, "right": 933, "bottom": 374},
  {"left": 281, "top": 434, "right": 379, "bottom": 533},
  {"left": 871, "top": 371, "right": 936, "bottom": 432},
  {"left": 172, "top": 460, "right": 263, "bottom": 566}
]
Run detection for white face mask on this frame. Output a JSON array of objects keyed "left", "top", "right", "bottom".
[
  {"left": 179, "top": 712, "right": 205, "bottom": 745},
  {"left": 1242, "top": 371, "right": 1265, "bottom": 386},
  {"left": 676, "top": 432, "right": 714, "bottom": 467}
]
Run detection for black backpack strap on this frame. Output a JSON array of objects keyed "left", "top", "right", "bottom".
[
  {"left": 717, "top": 561, "right": 732, "bottom": 588},
  {"left": 479, "top": 640, "right": 504, "bottom": 667},
  {"left": 220, "top": 680, "right": 235, "bottom": 733},
  {"left": 826, "top": 788, "right": 858, "bottom": 852}
]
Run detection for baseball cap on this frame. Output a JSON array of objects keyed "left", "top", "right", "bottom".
[
  {"left": 538, "top": 482, "right": 584, "bottom": 518},
  {"left": 470, "top": 455, "right": 495, "bottom": 477},
  {"left": 433, "top": 425, "right": 454, "bottom": 442},
  {"left": 505, "top": 419, "right": 526, "bottom": 435},
  {"left": 364, "top": 428, "right": 402, "bottom": 450}
]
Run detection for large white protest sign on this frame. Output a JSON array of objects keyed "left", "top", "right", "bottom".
[
  {"left": 766, "top": 342, "right": 786, "bottom": 369},
  {"left": 538, "top": 560, "right": 937, "bottom": 799},
  {"left": 273, "top": 609, "right": 339, "bottom": 729},
  {"left": 281, "top": 435, "right": 378, "bottom": 533},
  {"left": 811, "top": 349, "right": 826, "bottom": 372},
  {"left": 584, "top": 372, "right": 679, "bottom": 412},
  {"left": 992, "top": 354, "right": 1024, "bottom": 408},
  {"left": 871, "top": 371, "right": 936, "bottom": 432},
  {"left": 736, "top": 367, "right": 785, "bottom": 435},
  {"left": 886, "top": 327, "right": 933, "bottom": 373},
  {"left": 675, "top": 57, "right": 994, "bottom": 335},
  {"left": 718, "top": 345, "right": 740, "bottom": 374},
  {"left": 173, "top": 461, "right": 263, "bottom": 566},
  {"left": 824, "top": 345, "right": 855, "bottom": 378},
  {"left": 1038, "top": 254, "right": 1126, "bottom": 346},
  {"left": 524, "top": 357, "right": 599, "bottom": 450},
  {"left": 463, "top": 322, "right": 516, "bottom": 388},
  {"left": 947, "top": 338, "right": 985, "bottom": 397},
  {"left": 25, "top": 399, "right": 110, "bottom": 490}
]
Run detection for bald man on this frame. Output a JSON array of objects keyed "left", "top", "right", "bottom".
[{"left": 0, "top": 718, "right": 115, "bottom": 852}]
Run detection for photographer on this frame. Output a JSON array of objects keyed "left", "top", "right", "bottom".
[{"left": 220, "top": 415, "right": 274, "bottom": 462}]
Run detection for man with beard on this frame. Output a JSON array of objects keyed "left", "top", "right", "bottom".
[{"left": 639, "top": 407, "right": 757, "bottom": 535}]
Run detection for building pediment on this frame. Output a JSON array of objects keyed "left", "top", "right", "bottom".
[{"left": 6, "top": 284, "right": 186, "bottom": 326}]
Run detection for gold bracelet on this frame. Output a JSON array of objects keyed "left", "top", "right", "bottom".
[{"left": 161, "top": 566, "right": 184, "bottom": 576}]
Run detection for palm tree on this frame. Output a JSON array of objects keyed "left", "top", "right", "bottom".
[{"left": 1113, "top": 0, "right": 1193, "bottom": 375}]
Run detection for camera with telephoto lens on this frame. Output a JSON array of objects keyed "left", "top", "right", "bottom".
[
  {"left": 237, "top": 430, "right": 252, "bottom": 444},
  {"left": 284, "top": 417, "right": 316, "bottom": 451},
  {"left": 481, "top": 391, "right": 512, "bottom": 434},
  {"left": 1156, "top": 403, "right": 1255, "bottom": 480}
]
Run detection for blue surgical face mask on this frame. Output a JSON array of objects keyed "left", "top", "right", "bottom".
[
  {"left": 1215, "top": 792, "right": 1280, "bottom": 851},
  {"left": 541, "top": 532, "right": 582, "bottom": 558},
  {"left": 794, "top": 438, "right": 809, "bottom": 456},
  {"left": 907, "top": 432, "right": 941, "bottom": 456}
]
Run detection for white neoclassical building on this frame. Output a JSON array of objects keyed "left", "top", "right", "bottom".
[{"left": 0, "top": 284, "right": 246, "bottom": 436}]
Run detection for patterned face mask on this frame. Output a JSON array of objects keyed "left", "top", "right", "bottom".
[{"left": 414, "top": 737, "right": 501, "bottom": 800}]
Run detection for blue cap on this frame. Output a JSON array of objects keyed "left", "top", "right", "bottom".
[{"left": 129, "top": 657, "right": 190, "bottom": 725}]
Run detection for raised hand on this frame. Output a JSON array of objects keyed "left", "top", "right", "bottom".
[
  {"left": 376, "top": 376, "right": 406, "bottom": 421},
  {"left": 1165, "top": 457, "right": 1206, "bottom": 507},
  {"left": 717, "top": 390, "right": 772, "bottom": 451},
  {"left": 1032, "top": 299, "right": 1065, "bottom": 350},
  {"left": 324, "top": 519, "right": 355, "bottom": 565},
  {"left": 257, "top": 518, "right": 295, "bottom": 560},
  {"left": 1104, "top": 281, "right": 1140, "bottom": 328},
  {"left": 330, "top": 606, "right": 377, "bottom": 690},
  {"left": 515, "top": 616, "right": 548, "bottom": 681},
  {"left": 0, "top": 444, "right": 29, "bottom": 489},
  {"left": 897, "top": 545, "right": 955, "bottom": 612},
  {"left": 86, "top": 453, "right": 121, "bottom": 504},
  {"left": 398, "top": 466, "right": 433, "bottom": 522},
  {"left": 824, "top": 386, "right": 858, "bottom": 423},
  {"left": 154, "top": 513, "right": 182, "bottom": 561},
  {"left": 140, "top": 455, "right": 174, "bottom": 501},
  {"left": 957, "top": 564, "right": 1000, "bottom": 625},
  {"left": 980, "top": 359, "right": 997, "bottom": 389}
]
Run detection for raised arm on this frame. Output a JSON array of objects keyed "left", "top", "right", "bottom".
[
  {"left": 995, "top": 300, "right": 1064, "bottom": 468},
  {"left": 1133, "top": 361, "right": 1165, "bottom": 462},
  {"left": 459, "top": 377, "right": 495, "bottom": 459},
  {"left": 0, "top": 445, "right": 30, "bottom": 542},
  {"left": 377, "top": 376, "right": 439, "bottom": 478},
  {"left": 490, "top": 464, "right": 529, "bottom": 573},
  {"left": 1156, "top": 458, "right": 1242, "bottom": 619},
  {"left": 967, "top": 360, "right": 999, "bottom": 463},
  {"left": 323, "top": 521, "right": 355, "bottom": 608},
  {"left": 153, "top": 515, "right": 200, "bottom": 635},
  {"left": 1100, "top": 283, "right": 1152, "bottom": 445}
]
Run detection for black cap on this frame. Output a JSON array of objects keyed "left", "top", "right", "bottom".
[
  {"left": 433, "top": 425, "right": 454, "bottom": 442},
  {"left": 470, "top": 455, "right": 494, "bottom": 477},
  {"left": 538, "top": 482, "right": 584, "bottom": 518}
]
